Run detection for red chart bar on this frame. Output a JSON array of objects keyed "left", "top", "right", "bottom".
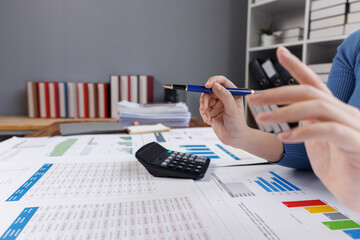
[{"left": 283, "top": 200, "right": 327, "bottom": 208}]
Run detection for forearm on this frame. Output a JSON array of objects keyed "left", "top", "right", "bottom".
[{"left": 235, "top": 127, "right": 284, "bottom": 163}]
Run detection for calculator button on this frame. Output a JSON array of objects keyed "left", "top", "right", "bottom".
[
  {"left": 167, "top": 150, "right": 173, "bottom": 154},
  {"left": 161, "top": 162, "right": 168, "bottom": 167},
  {"left": 176, "top": 165, "right": 185, "bottom": 170},
  {"left": 168, "top": 164, "right": 176, "bottom": 168},
  {"left": 194, "top": 169, "right": 201, "bottom": 173},
  {"left": 195, "top": 165, "right": 202, "bottom": 169}
]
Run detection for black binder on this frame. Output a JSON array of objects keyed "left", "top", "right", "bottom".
[
  {"left": 273, "top": 59, "right": 298, "bottom": 85},
  {"left": 261, "top": 58, "right": 284, "bottom": 87},
  {"left": 249, "top": 59, "right": 271, "bottom": 89}
]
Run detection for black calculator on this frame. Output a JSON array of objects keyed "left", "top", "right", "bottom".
[{"left": 135, "top": 142, "right": 210, "bottom": 180}]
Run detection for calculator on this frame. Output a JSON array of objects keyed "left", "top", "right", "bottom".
[{"left": 135, "top": 142, "right": 210, "bottom": 180}]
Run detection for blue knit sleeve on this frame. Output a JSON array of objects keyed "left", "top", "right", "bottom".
[{"left": 275, "top": 30, "right": 360, "bottom": 170}]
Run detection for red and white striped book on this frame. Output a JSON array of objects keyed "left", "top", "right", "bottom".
[
  {"left": 97, "top": 83, "right": 109, "bottom": 118},
  {"left": 37, "top": 82, "right": 50, "bottom": 118},
  {"left": 139, "top": 75, "right": 154, "bottom": 104},
  {"left": 26, "top": 81, "right": 38, "bottom": 118},
  {"left": 48, "top": 82, "right": 59, "bottom": 118},
  {"left": 120, "top": 75, "right": 130, "bottom": 101},
  {"left": 67, "top": 82, "right": 77, "bottom": 118},
  {"left": 76, "top": 82, "right": 88, "bottom": 118}
]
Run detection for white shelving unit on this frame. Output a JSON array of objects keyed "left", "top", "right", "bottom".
[{"left": 245, "top": 0, "right": 349, "bottom": 126}]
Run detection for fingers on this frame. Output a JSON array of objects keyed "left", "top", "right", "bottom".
[
  {"left": 278, "top": 122, "right": 360, "bottom": 154},
  {"left": 211, "top": 82, "right": 240, "bottom": 116},
  {"left": 205, "top": 75, "right": 237, "bottom": 89},
  {"left": 276, "top": 47, "right": 331, "bottom": 93},
  {"left": 256, "top": 100, "right": 360, "bottom": 132},
  {"left": 247, "top": 85, "right": 334, "bottom": 106}
]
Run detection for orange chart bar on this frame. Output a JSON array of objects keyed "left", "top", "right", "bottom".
[{"left": 304, "top": 205, "right": 337, "bottom": 213}]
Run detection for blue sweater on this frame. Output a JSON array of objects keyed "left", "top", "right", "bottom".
[{"left": 277, "top": 29, "right": 360, "bottom": 170}]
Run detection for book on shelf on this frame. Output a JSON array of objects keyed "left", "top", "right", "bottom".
[
  {"left": 76, "top": 82, "right": 88, "bottom": 118},
  {"left": 345, "top": 22, "right": 360, "bottom": 34},
  {"left": 37, "top": 82, "right": 50, "bottom": 118},
  {"left": 348, "top": 12, "right": 360, "bottom": 24},
  {"left": 309, "top": 25, "right": 345, "bottom": 40},
  {"left": 120, "top": 75, "right": 130, "bottom": 101},
  {"left": 97, "top": 83, "right": 109, "bottom": 119},
  {"left": 310, "top": 0, "right": 348, "bottom": 11},
  {"left": 26, "top": 81, "right": 38, "bottom": 118},
  {"left": 48, "top": 82, "right": 59, "bottom": 118},
  {"left": 67, "top": 82, "right": 77, "bottom": 118},
  {"left": 87, "top": 83, "right": 97, "bottom": 118},
  {"left": 110, "top": 75, "right": 120, "bottom": 118},
  {"left": 310, "top": 4, "right": 347, "bottom": 21},
  {"left": 310, "top": 15, "right": 346, "bottom": 31},
  {"left": 58, "top": 82, "right": 69, "bottom": 118},
  {"left": 308, "top": 62, "right": 333, "bottom": 84},
  {"left": 139, "top": 75, "right": 154, "bottom": 104},
  {"left": 273, "top": 27, "right": 303, "bottom": 44},
  {"left": 129, "top": 75, "right": 139, "bottom": 103},
  {"left": 349, "top": 1, "right": 360, "bottom": 12}
]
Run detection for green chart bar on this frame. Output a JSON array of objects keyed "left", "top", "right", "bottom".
[
  {"left": 49, "top": 139, "right": 77, "bottom": 157},
  {"left": 322, "top": 220, "right": 360, "bottom": 230}
]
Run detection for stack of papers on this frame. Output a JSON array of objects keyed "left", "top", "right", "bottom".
[{"left": 117, "top": 101, "right": 191, "bottom": 127}]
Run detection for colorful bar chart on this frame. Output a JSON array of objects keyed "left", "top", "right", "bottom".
[
  {"left": 283, "top": 200, "right": 360, "bottom": 239},
  {"left": 254, "top": 171, "right": 301, "bottom": 193},
  {"left": 179, "top": 145, "right": 219, "bottom": 159},
  {"left": 117, "top": 137, "right": 133, "bottom": 154},
  {"left": 49, "top": 139, "right": 77, "bottom": 157}
]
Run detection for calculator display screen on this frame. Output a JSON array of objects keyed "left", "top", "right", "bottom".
[{"left": 138, "top": 143, "right": 165, "bottom": 160}]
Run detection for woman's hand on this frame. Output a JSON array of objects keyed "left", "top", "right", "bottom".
[
  {"left": 248, "top": 46, "right": 360, "bottom": 212},
  {"left": 199, "top": 76, "right": 249, "bottom": 147}
]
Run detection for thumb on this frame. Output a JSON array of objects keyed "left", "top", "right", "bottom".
[{"left": 212, "top": 82, "right": 239, "bottom": 116}]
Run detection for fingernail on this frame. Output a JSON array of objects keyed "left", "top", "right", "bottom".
[
  {"left": 258, "top": 111, "right": 273, "bottom": 121},
  {"left": 279, "top": 130, "right": 292, "bottom": 140},
  {"left": 214, "top": 83, "right": 222, "bottom": 92},
  {"left": 202, "top": 113, "right": 208, "bottom": 122}
]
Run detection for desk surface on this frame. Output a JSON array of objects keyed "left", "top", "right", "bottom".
[
  {"left": 0, "top": 116, "right": 116, "bottom": 131},
  {"left": 26, "top": 116, "right": 208, "bottom": 137}
]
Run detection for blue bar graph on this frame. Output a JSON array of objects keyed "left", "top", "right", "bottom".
[
  {"left": 180, "top": 145, "right": 206, "bottom": 148},
  {"left": 1, "top": 207, "right": 38, "bottom": 240},
  {"left": 6, "top": 164, "right": 53, "bottom": 202},
  {"left": 255, "top": 180, "right": 272, "bottom": 192},
  {"left": 269, "top": 171, "right": 301, "bottom": 191},
  {"left": 179, "top": 145, "right": 220, "bottom": 159},
  {"left": 254, "top": 171, "right": 301, "bottom": 193},
  {"left": 187, "top": 152, "right": 215, "bottom": 155},
  {"left": 257, "top": 177, "right": 280, "bottom": 192},
  {"left": 271, "top": 177, "right": 294, "bottom": 191},
  {"left": 344, "top": 229, "right": 360, "bottom": 239},
  {"left": 216, "top": 144, "right": 240, "bottom": 160}
]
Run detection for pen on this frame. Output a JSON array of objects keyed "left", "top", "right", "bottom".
[{"left": 163, "top": 84, "right": 259, "bottom": 96}]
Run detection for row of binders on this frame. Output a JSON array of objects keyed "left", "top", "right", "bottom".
[
  {"left": 309, "top": 0, "right": 360, "bottom": 39},
  {"left": 249, "top": 58, "right": 297, "bottom": 89},
  {"left": 26, "top": 75, "right": 154, "bottom": 119}
]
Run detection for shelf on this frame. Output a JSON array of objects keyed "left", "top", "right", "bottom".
[
  {"left": 249, "top": 41, "right": 303, "bottom": 52},
  {"left": 251, "top": 0, "right": 305, "bottom": 14}
]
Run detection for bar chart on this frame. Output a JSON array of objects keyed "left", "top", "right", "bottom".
[
  {"left": 49, "top": 139, "right": 77, "bottom": 157},
  {"left": 179, "top": 145, "right": 220, "bottom": 159},
  {"left": 254, "top": 171, "right": 301, "bottom": 193},
  {"left": 283, "top": 200, "right": 360, "bottom": 239}
]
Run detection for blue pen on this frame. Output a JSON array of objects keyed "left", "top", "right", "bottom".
[{"left": 163, "top": 84, "right": 259, "bottom": 96}]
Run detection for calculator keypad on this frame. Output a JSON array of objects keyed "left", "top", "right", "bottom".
[{"left": 160, "top": 152, "right": 208, "bottom": 174}]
